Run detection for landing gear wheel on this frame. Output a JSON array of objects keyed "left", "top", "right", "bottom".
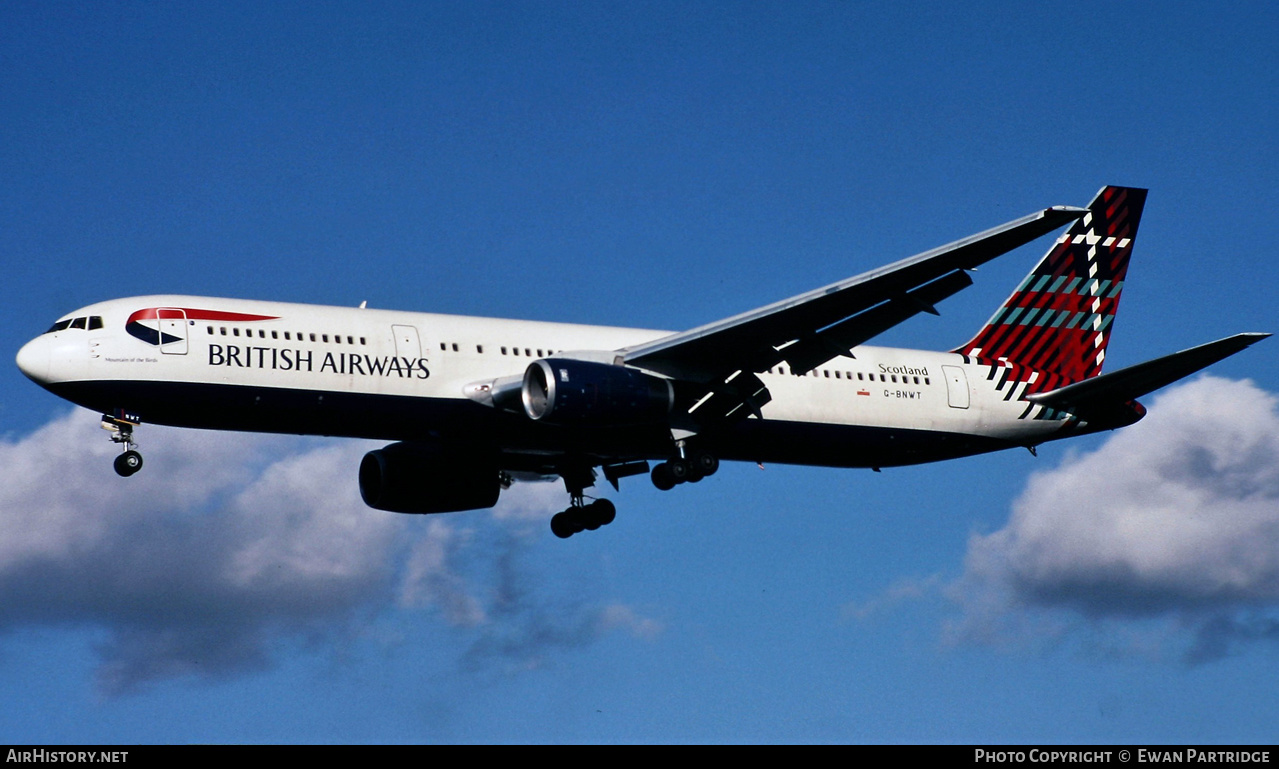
[
  {"left": 667, "top": 458, "right": 689, "bottom": 483},
  {"left": 114, "top": 450, "right": 143, "bottom": 477},
  {"left": 651, "top": 463, "right": 676, "bottom": 491},
  {"left": 591, "top": 499, "right": 616, "bottom": 526},
  {"left": 550, "top": 511, "right": 575, "bottom": 539},
  {"left": 693, "top": 452, "right": 719, "bottom": 477}
]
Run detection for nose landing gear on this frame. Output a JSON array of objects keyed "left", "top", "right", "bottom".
[{"left": 102, "top": 412, "right": 143, "bottom": 477}]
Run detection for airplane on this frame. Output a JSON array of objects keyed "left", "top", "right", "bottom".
[{"left": 15, "top": 185, "right": 1268, "bottom": 539}]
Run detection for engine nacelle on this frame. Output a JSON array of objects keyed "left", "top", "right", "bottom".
[
  {"left": 359, "top": 441, "right": 500, "bottom": 514},
  {"left": 521, "top": 358, "right": 674, "bottom": 426}
]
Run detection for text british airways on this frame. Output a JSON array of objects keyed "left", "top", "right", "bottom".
[{"left": 208, "top": 344, "right": 430, "bottom": 379}]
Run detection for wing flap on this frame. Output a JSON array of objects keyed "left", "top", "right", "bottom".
[{"left": 780, "top": 269, "right": 973, "bottom": 375}]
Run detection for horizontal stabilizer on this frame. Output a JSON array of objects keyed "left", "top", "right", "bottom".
[{"left": 1026, "top": 332, "right": 1270, "bottom": 418}]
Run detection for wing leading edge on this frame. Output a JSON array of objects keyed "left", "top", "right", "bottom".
[{"left": 618, "top": 204, "right": 1087, "bottom": 384}]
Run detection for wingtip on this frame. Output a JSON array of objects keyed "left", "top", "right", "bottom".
[{"left": 1040, "top": 205, "right": 1089, "bottom": 225}]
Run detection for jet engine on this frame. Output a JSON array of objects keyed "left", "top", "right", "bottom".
[
  {"left": 359, "top": 441, "right": 500, "bottom": 514},
  {"left": 521, "top": 358, "right": 674, "bottom": 426}
]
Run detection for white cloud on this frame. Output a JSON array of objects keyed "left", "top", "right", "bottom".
[
  {"left": 841, "top": 575, "right": 945, "bottom": 622},
  {"left": 0, "top": 410, "right": 659, "bottom": 692},
  {"left": 950, "top": 376, "right": 1279, "bottom": 661},
  {"left": 399, "top": 518, "right": 487, "bottom": 626},
  {"left": 598, "top": 603, "right": 664, "bottom": 641}
]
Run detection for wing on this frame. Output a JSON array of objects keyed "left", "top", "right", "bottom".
[{"left": 619, "top": 205, "right": 1087, "bottom": 384}]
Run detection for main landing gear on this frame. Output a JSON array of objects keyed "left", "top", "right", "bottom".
[
  {"left": 550, "top": 464, "right": 621, "bottom": 539},
  {"left": 650, "top": 451, "right": 719, "bottom": 491},
  {"left": 544, "top": 448, "right": 720, "bottom": 540},
  {"left": 102, "top": 413, "right": 143, "bottom": 477},
  {"left": 550, "top": 498, "right": 617, "bottom": 539}
]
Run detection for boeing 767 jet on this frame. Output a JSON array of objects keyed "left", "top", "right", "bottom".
[{"left": 16, "top": 186, "right": 1267, "bottom": 538}]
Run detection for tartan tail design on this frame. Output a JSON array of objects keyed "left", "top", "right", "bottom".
[{"left": 954, "top": 185, "right": 1147, "bottom": 395}]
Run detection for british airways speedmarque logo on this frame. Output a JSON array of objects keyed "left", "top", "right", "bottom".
[{"left": 125, "top": 307, "right": 279, "bottom": 346}]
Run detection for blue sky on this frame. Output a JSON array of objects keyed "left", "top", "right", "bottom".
[{"left": 1, "top": 2, "right": 1277, "bottom": 744}]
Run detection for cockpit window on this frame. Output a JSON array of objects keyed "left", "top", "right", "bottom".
[{"left": 44, "top": 316, "right": 104, "bottom": 333}]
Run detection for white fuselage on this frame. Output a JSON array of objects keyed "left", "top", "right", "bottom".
[{"left": 17, "top": 295, "right": 1074, "bottom": 471}]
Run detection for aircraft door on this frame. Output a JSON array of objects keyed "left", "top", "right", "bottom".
[
  {"left": 942, "top": 365, "right": 969, "bottom": 409},
  {"left": 158, "top": 308, "right": 188, "bottom": 355},
  {"left": 392, "top": 324, "right": 421, "bottom": 360}
]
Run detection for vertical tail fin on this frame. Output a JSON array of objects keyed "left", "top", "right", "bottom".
[{"left": 954, "top": 185, "right": 1148, "bottom": 393}]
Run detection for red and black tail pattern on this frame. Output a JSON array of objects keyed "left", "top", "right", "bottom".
[{"left": 954, "top": 185, "right": 1147, "bottom": 397}]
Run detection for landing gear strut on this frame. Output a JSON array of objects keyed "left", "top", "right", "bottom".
[{"left": 103, "top": 413, "right": 143, "bottom": 477}]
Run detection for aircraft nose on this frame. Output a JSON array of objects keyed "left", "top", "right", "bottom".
[{"left": 15, "top": 336, "right": 49, "bottom": 383}]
